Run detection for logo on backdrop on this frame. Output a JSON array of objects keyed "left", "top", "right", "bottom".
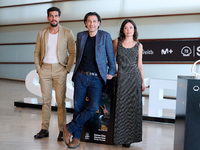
[
  {"left": 181, "top": 46, "right": 192, "bottom": 57},
  {"left": 143, "top": 49, "right": 154, "bottom": 55},
  {"left": 161, "top": 48, "right": 173, "bottom": 55},
  {"left": 180, "top": 45, "right": 200, "bottom": 57},
  {"left": 196, "top": 46, "right": 200, "bottom": 56},
  {"left": 193, "top": 85, "right": 200, "bottom": 92},
  {"left": 85, "top": 132, "right": 90, "bottom": 140},
  {"left": 141, "top": 39, "right": 200, "bottom": 62}
]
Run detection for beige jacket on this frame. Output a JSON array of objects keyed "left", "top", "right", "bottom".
[{"left": 34, "top": 25, "right": 76, "bottom": 73}]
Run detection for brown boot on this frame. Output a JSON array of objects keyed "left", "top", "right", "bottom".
[
  {"left": 68, "top": 138, "right": 80, "bottom": 148},
  {"left": 62, "top": 125, "right": 72, "bottom": 146},
  {"left": 34, "top": 129, "right": 49, "bottom": 139}
]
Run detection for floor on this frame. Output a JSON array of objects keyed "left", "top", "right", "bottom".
[{"left": 0, "top": 79, "right": 175, "bottom": 150}]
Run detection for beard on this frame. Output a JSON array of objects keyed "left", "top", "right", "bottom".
[
  {"left": 50, "top": 23, "right": 58, "bottom": 27},
  {"left": 50, "top": 20, "right": 58, "bottom": 27}
]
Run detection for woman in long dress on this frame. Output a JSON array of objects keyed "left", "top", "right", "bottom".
[{"left": 113, "top": 19, "right": 146, "bottom": 147}]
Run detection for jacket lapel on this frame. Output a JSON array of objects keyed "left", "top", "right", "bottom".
[
  {"left": 95, "top": 30, "right": 100, "bottom": 48},
  {"left": 75, "top": 31, "right": 88, "bottom": 67},
  {"left": 80, "top": 32, "right": 88, "bottom": 54},
  {"left": 44, "top": 27, "right": 49, "bottom": 54},
  {"left": 95, "top": 30, "right": 101, "bottom": 61},
  {"left": 57, "top": 25, "right": 63, "bottom": 53}
]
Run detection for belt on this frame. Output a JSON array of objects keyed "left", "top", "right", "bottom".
[{"left": 78, "top": 69, "right": 98, "bottom": 76}]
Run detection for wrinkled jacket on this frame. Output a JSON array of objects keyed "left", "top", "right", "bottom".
[
  {"left": 34, "top": 25, "right": 76, "bottom": 73},
  {"left": 72, "top": 30, "right": 115, "bottom": 84}
]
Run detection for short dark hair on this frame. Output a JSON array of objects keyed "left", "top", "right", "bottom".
[
  {"left": 84, "top": 12, "right": 101, "bottom": 28},
  {"left": 118, "top": 19, "right": 138, "bottom": 44},
  {"left": 47, "top": 7, "right": 61, "bottom": 17}
]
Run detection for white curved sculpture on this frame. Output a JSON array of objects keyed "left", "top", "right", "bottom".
[
  {"left": 25, "top": 70, "right": 42, "bottom": 97},
  {"left": 191, "top": 60, "right": 200, "bottom": 79}
]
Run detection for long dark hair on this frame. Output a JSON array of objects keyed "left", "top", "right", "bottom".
[{"left": 118, "top": 19, "right": 138, "bottom": 45}]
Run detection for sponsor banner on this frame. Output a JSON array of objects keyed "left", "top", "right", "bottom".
[
  {"left": 141, "top": 39, "right": 200, "bottom": 62},
  {"left": 80, "top": 77, "right": 116, "bottom": 145}
]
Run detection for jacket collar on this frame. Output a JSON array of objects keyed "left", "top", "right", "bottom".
[{"left": 79, "top": 30, "right": 101, "bottom": 53}]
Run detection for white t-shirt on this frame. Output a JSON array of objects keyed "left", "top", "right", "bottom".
[{"left": 43, "top": 33, "right": 59, "bottom": 64}]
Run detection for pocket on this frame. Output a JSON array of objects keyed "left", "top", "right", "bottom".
[
  {"left": 94, "top": 76, "right": 103, "bottom": 83},
  {"left": 38, "top": 68, "right": 42, "bottom": 76},
  {"left": 58, "top": 64, "right": 67, "bottom": 73},
  {"left": 64, "top": 66, "right": 68, "bottom": 74},
  {"left": 74, "top": 71, "right": 81, "bottom": 79}
]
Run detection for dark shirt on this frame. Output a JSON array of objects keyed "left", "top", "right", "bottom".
[{"left": 78, "top": 35, "right": 99, "bottom": 74}]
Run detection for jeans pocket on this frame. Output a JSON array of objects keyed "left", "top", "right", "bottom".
[
  {"left": 74, "top": 71, "right": 81, "bottom": 79},
  {"left": 93, "top": 76, "right": 103, "bottom": 84}
]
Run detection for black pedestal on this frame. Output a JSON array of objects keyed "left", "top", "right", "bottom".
[{"left": 174, "top": 76, "right": 200, "bottom": 150}]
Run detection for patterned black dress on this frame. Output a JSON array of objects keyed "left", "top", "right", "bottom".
[{"left": 113, "top": 42, "right": 142, "bottom": 145}]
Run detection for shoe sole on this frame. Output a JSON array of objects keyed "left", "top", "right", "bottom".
[
  {"left": 57, "top": 137, "right": 63, "bottom": 141},
  {"left": 34, "top": 134, "right": 49, "bottom": 139},
  {"left": 57, "top": 137, "right": 63, "bottom": 142},
  {"left": 68, "top": 143, "right": 80, "bottom": 149}
]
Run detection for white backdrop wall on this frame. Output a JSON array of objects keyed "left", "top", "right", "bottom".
[{"left": 0, "top": 0, "right": 200, "bottom": 80}]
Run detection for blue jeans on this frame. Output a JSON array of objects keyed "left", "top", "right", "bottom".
[{"left": 67, "top": 71, "right": 103, "bottom": 139}]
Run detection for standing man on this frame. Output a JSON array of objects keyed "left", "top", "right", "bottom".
[
  {"left": 34, "top": 7, "right": 75, "bottom": 141},
  {"left": 63, "top": 12, "right": 115, "bottom": 148}
]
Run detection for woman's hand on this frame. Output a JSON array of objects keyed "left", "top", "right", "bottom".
[{"left": 142, "top": 82, "right": 146, "bottom": 92}]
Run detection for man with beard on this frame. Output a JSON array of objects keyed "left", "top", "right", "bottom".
[{"left": 34, "top": 7, "right": 75, "bottom": 141}]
